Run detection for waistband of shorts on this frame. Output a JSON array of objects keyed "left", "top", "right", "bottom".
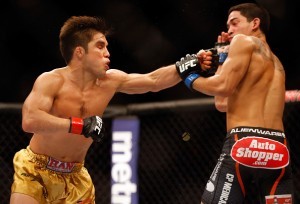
[
  {"left": 25, "top": 146, "right": 84, "bottom": 173},
  {"left": 227, "top": 126, "right": 285, "bottom": 138}
]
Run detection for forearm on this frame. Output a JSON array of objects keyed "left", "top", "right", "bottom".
[
  {"left": 22, "top": 109, "right": 105, "bottom": 142},
  {"left": 191, "top": 74, "right": 231, "bottom": 97},
  {"left": 22, "top": 108, "right": 69, "bottom": 135},
  {"left": 151, "top": 64, "right": 181, "bottom": 92}
]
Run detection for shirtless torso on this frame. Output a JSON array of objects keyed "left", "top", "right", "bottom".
[
  {"left": 225, "top": 35, "right": 285, "bottom": 131},
  {"left": 26, "top": 67, "right": 113, "bottom": 162},
  {"left": 197, "top": 4, "right": 293, "bottom": 203}
]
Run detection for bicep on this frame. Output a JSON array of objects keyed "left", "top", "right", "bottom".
[
  {"left": 110, "top": 65, "right": 179, "bottom": 94},
  {"left": 118, "top": 73, "right": 154, "bottom": 94},
  {"left": 23, "top": 73, "right": 60, "bottom": 114},
  {"left": 106, "top": 68, "right": 155, "bottom": 94},
  {"left": 218, "top": 36, "right": 253, "bottom": 90}
]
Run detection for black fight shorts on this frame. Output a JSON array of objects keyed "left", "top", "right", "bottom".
[{"left": 201, "top": 126, "right": 293, "bottom": 204}]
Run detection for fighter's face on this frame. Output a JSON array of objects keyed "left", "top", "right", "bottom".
[
  {"left": 226, "top": 11, "right": 254, "bottom": 41},
  {"left": 85, "top": 33, "right": 110, "bottom": 77}
]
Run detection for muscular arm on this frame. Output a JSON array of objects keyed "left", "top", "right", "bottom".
[
  {"left": 108, "top": 64, "right": 181, "bottom": 94},
  {"left": 192, "top": 34, "right": 254, "bottom": 97},
  {"left": 214, "top": 57, "right": 228, "bottom": 112},
  {"left": 22, "top": 72, "right": 70, "bottom": 135}
]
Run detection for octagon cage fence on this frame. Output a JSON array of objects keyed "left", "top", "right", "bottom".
[{"left": 1, "top": 94, "right": 299, "bottom": 204}]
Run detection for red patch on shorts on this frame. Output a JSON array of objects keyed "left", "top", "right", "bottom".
[
  {"left": 47, "top": 157, "right": 75, "bottom": 173},
  {"left": 265, "top": 194, "right": 292, "bottom": 204},
  {"left": 231, "top": 137, "right": 289, "bottom": 169}
]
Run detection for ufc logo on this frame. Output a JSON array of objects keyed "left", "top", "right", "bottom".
[
  {"left": 94, "top": 116, "right": 103, "bottom": 134},
  {"left": 179, "top": 59, "right": 197, "bottom": 73}
]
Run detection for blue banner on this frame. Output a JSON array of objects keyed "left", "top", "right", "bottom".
[{"left": 111, "top": 116, "right": 140, "bottom": 204}]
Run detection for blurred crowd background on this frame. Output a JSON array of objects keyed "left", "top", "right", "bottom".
[{"left": 1, "top": 0, "right": 298, "bottom": 104}]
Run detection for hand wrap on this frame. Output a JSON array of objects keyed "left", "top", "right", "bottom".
[{"left": 69, "top": 116, "right": 105, "bottom": 143}]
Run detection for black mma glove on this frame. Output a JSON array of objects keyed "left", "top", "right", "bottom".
[
  {"left": 175, "top": 54, "right": 201, "bottom": 90},
  {"left": 206, "top": 42, "right": 230, "bottom": 76},
  {"left": 69, "top": 116, "right": 105, "bottom": 143},
  {"left": 214, "top": 42, "right": 229, "bottom": 65}
]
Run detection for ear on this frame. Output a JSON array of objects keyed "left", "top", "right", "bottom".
[
  {"left": 252, "top": 18, "right": 260, "bottom": 31},
  {"left": 74, "top": 46, "right": 85, "bottom": 58}
]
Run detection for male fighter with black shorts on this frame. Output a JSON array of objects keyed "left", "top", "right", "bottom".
[
  {"left": 175, "top": 3, "right": 293, "bottom": 204},
  {"left": 10, "top": 16, "right": 212, "bottom": 204}
]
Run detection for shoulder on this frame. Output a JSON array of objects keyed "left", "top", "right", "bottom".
[
  {"left": 105, "top": 69, "right": 128, "bottom": 81},
  {"left": 106, "top": 68, "right": 127, "bottom": 76},
  {"left": 230, "top": 34, "right": 256, "bottom": 53},
  {"left": 95, "top": 69, "right": 129, "bottom": 90},
  {"left": 231, "top": 34, "right": 255, "bottom": 46},
  {"left": 33, "top": 68, "right": 65, "bottom": 89},
  {"left": 272, "top": 53, "right": 285, "bottom": 72},
  {"left": 38, "top": 68, "right": 65, "bottom": 80}
]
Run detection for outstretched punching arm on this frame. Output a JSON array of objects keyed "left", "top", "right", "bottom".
[{"left": 111, "top": 49, "right": 212, "bottom": 94}]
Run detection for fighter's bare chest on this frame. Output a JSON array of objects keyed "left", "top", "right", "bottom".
[{"left": 52, "top": 87, "right": 113, "bottom": 117}]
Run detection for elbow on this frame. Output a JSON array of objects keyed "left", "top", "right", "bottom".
[
  {"left": 215, "top": 103, "right": 227, "bottom": 112},
  {"left": 22, "top": 117, "right": 35, "bottom": 133},
  {"left": 21, "top": 105, "right": 41, "bottom": 133},
  {"left": 214, "top": 96, "right": 227, "bottom": 112}
]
